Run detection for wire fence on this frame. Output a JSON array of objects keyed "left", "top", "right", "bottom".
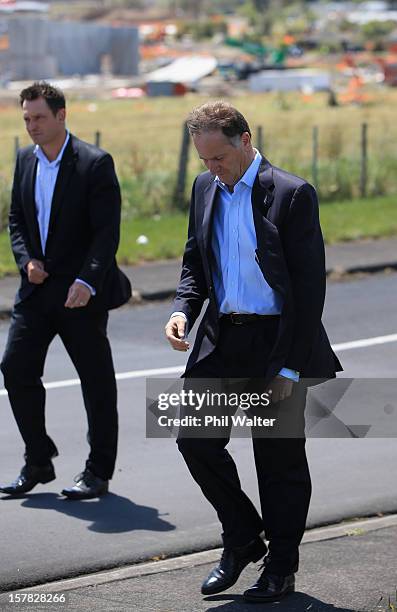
[{"left": 0, "top": 120, "right": 396, "bottom": 231}]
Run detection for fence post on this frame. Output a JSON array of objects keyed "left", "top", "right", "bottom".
[
  {"left": 174, "top": 122, "right": 190, "bottom": 210},
  {"left": 14, "top": 136, "right": 20, "bottom": 162},
  {"left": 256, "top": 126, "right": 264, "bottom": 152},
  {"left": 312, "top": 126, "right": 319, "bottom": 188},
  {"left": 95, "top": 131, "right": 101, "bottom": 148},
  {"left": 360, "top": 122, "right": 368, "bottom": 198}
]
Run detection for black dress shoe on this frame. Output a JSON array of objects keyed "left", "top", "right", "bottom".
[
  {"left": 61, "top": 469, "right": 109, "bottom": 500},
  {"left": 0, "top": 463, "right": 55, "bottom": 496},
  {"left": 243, "top": 570, "right": 295, "bottom": 603},
  {"left": 201, "top": 536, "right": 267, "bottom": 595}
]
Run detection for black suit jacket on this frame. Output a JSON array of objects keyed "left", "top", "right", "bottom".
[
  {"left": 9, "top": 134, "right": 131, "bottom": 310},
  {"left": 173, "top": 156, "right": 342, "bottom": 382}
]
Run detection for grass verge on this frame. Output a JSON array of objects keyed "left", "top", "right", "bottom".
[
  {"left": 0, "top": 194, "right": 395, "bottom": 277},
  {"left": 320, "top": 194, "right": 397, "bottom": 243}
]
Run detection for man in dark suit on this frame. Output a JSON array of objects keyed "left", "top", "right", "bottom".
[
  {"left": 165, "top": 101, "right": 342, "bottom": 602},
  {"left": 0, "top": 82, "right": 131, "bottom": 500}
]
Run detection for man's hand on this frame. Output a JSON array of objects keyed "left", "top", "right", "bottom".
[
  {"left": 165, "top": 316, "right": 190, "bottom": 351},
  {"left": 27, "top": 259, "right": 49, "bottom": 285},
  {"left": 64, "top": 282, "right": 92, "bottom": 309},
  {"left": 268, "top": 375, "right": 294, "bottom": 403}
]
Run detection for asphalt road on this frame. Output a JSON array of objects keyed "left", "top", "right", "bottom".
[{"left": 0, "top": 272, "right": 396, "bottom": 591}]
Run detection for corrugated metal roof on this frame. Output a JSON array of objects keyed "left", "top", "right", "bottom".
[
  {"left": 146, "top": 55, "right": 217, "bottom": 84},
  {"left": 0, "top": 2, "right": 48, "bottom": 13}
]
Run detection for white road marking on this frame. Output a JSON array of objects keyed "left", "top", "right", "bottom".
[
  {"left": 332, "top": 333, "right": 397, "bottom": 352},
  {"left": 0, "top": 366, "right": 184, "bottom": 396},
  {"left": 0, "top": 333, "right": 397, "bottom": 396}
]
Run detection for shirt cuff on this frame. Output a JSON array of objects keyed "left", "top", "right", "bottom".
[
  {"left": 278, "top": 367, "right": 300, "bottom": 382},
  {"left": 170, "top": 311, "right": 187, "bottom": 322},
  {"left": 75, "top": 278, "right": 96, "bottom": 296}
]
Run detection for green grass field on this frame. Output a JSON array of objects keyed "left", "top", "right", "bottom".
[
  {"left": 1, "top": 89, "right": 397, "bottom": 218},
  {"left": 0, "top": 193, "right": 395, "bottom": 277},
  {"left": 0, "top": 90, "right": 395, "bottom": 276}
]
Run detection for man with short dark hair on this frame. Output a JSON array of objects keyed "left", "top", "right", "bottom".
[
  {"left": 0, "top": 81, "right": 131, "bottom": 499},
  {"left": 165, "top": 101, "right": 342, "bottom": 602}
]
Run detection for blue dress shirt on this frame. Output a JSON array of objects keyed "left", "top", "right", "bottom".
[
  {"left": 212, "top": 151, "right": 298, "bottom": 382},
  {"left": 212, "top": 151, "right": 283, "bottom": 315},
  {"left": 33, "top": 131, "right": 95, "bottom": 295},
  {"left": 172, "top": 150, "right": 299, "bottom": 381},
  {"left": 34, "top": 131, "right": 70, "bottom": 253}
]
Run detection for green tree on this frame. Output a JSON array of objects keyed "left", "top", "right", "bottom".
[
  {"left": 361, "top": 19, "right": 396, "bottom": 40},
  {"left": 360, "top": 19, "right": 396, "bottom": 50},
  {"left": 239, "top": 0, "right": 315, "bottom": 39}
]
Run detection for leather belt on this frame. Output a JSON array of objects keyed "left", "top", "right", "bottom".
[{"left": 222, "top": 313, "right": 280, "bottom": 325}]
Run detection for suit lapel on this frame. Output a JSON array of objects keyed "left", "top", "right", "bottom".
[
  {"left": 251, "top": 156, "right": 275, "bottom": 250},
  {"left": 202, "top": 177, "right": 217, "bottom": 254},
  {"left": 47, "top": 136, "right": 78, "bottom": 237},
  {"left": 23, "top": 151, "right": 43, "bottom": 258},
  {"left": 251, "top": 157, "right": 288, "bottom": 296}
]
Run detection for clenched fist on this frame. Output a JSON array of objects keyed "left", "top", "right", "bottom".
[{"left": 27, "top": 259, "right": 49, "bottom": 285}]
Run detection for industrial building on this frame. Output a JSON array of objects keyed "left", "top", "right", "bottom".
[{"left": 0, "top": 11, "right": 139, "bottom": 81}]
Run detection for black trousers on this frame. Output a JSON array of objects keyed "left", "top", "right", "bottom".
[
  {"left": 0, "top": 280, "right": 118, "bottom": 480},
  {"left": 177, "top": 316, "right": 311, "bottom": 576}
]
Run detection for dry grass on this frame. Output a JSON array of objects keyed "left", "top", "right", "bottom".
[{"left": 1, "top": 89, "right": 397, "bottom": 215}]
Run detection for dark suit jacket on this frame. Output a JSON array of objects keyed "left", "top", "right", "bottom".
[
  {"left": 9, "top": 134, "right": 131, "bottom": 311},
  {"left": 173, "top": 156, "right": 342, "bottom": 382}
]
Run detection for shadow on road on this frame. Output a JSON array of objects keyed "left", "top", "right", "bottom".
[
  {"left": 13, "top": 492, "right": 175, "bottom": 534},
  {"left": 204, "top": 591, "right": 358, "bottom": 611}
]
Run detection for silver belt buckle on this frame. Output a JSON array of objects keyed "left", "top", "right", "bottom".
[{"left": 230, "top": 313, "right": 243, "bottom": 325}]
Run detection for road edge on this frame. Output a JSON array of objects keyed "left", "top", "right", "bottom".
[{"left": 4, "top": 512, "right": 397, "bottom": 595}]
